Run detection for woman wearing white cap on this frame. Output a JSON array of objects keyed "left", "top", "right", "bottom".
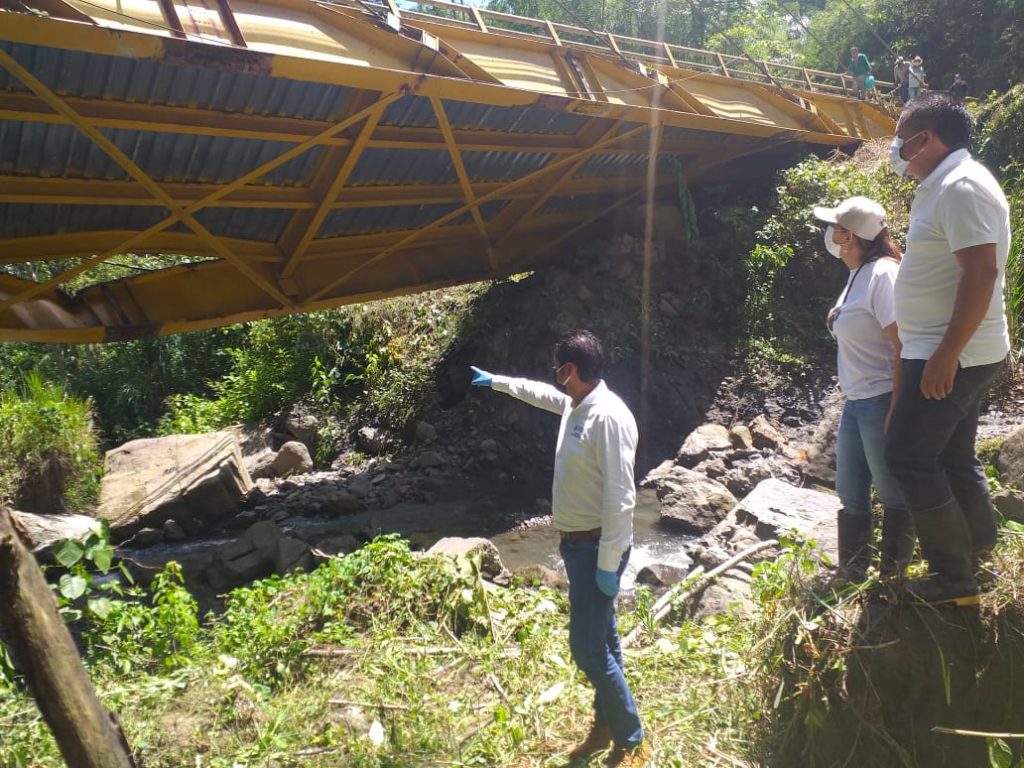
[{"left": 815, "top": 196, "right": 915, "bottom": 581}]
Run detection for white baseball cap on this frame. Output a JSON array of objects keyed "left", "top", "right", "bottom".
[{"left": 813, "top": 196, "right": 887, "bottom": 240}]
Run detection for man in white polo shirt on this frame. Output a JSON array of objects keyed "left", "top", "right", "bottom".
[
  {"left": 470, "top": 330, "right": 648, "bottom": 767},
  {"left": 884, "top": 92, "right": 1010, "bottom": 606}
]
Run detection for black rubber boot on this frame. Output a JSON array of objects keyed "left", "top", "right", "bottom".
[
  {"left": 959, "top": 492, "right": 998, "bottom": 555},
  {"left": 906, "top": 499, "right": 980, "bottom": 607},
  {"left": 879, "top": 506, "right": 915, "bottom": 579},
  {"left": 836, "top": 510, "right": 873, "bottom": 583}
]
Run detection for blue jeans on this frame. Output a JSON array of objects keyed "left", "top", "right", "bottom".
[
  {"left": 885, "top": 359, "right": 1003, "bottom": 549},
  {"left": 559, "top": 539, "right": 643, "bottom": 748},
  {"left": 836, "top": 392, "right": 905, "bottom": 516}
]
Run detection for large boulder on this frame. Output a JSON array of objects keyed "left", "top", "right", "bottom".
[
  {"left": 205, "top": 520, "right": 285, "bottom": 591},
  {"left": 428, "top": 536, "right": 507, "bottom": 581},
  {"left": 748, "top": 414, "right": 787, "bottom": 451},
  {"left": 996, "top": 426, "right": 1024, "bottom": 488},
  {"left": 803, "top": 391, "right": 844, "bottom": 485},
  {"left": 677, "top": 423, "right": 732, "bottom": 466},
  {"left": 9, "top": 509, "right": 101, "bottom": 557},
  {"left": 642, "top": 460, "right": 737, "bottom": 534},
  {"left": 12, "top": 453, "right": 72, "bottom": 515},
  {"left": 269, "top": 441, "right": 314, "bottom": 477},
  {"left": 96, "top": 432, "right": 253, "bottom": 541}
]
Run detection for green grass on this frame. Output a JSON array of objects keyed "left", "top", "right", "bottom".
[{"left": 0, "top": 372, "right": 102, "bottom": 511}]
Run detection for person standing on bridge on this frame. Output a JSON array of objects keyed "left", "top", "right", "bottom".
[
  {"left": 884, "top": 93, "right": 1010, "bottom": 606},
  {"left": 844, "top": 46, "right": 872, "bottom": 100},
  {"left": 814, "top": 197, "right": 914, "bottom": 581},
  {"left": 469, "top": 330, "right": 649, "bottom": 767}
]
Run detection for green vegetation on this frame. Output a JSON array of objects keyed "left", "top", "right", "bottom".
[
  {"left": 0, "top": 373, "right": 102, "bottom": 511},
  {"left": 4, "top": 528, "right": 1022, "bottom": 766},
  {"left": 742, "top": 145, "right": 915, "bottom": 377}
]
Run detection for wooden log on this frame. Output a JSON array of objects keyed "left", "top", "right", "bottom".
[{"left": 0, "top": 506, "right": 137, "bottom": 768}]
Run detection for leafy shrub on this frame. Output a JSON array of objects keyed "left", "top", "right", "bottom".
[
  {"left": 0, "top": 372, "right": 102, "bottom": 510},
  {"left": 213, "top": 535, "right": 491, "bottom": 684},
  {"left": 744, "top": 148, "right": 915, "bottom": 377}
]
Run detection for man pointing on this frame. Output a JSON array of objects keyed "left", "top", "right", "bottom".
[{"left": 471, "top": 329, "right": 648, "bottom": 766}]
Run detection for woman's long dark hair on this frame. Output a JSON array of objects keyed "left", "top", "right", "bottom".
[{"left": 853, "top": 227, "right": 902, "bottom": 263}]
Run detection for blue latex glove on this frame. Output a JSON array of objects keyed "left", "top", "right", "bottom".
[
  {"left": 470, "top": 365, "right": 493, "bottom": 387},
  {"left": 595, "top": 568, "right": 619, "bottom": 598}
]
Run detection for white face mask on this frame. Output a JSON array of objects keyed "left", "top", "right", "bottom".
[
  {"left": 888, "top": 131, "right": 925, "bottom": 177},
  {"left": 824, "top": 225, "right": 843, "bottom": 259}
]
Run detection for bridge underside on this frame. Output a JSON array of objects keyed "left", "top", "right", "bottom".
[{"left": 0, "top": 0, "right": 895, "bottom": 342}]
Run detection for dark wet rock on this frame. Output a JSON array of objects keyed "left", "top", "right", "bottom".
[
  {"left": 356, "top": 426, "right": 387, "bottom": 455},
  {"left": 127, "top": 527, "right": 163, "bottom": 547},
  {"left": 206, "top": 521, "right": 283, "bottom": 591},
  {"left": 416, "top": 451, "right": 446, "bottom": 469},
  {"left": 275, "top": 536, "right": 314, "bottom": 574},
  {"left": 415, "top": 421, "right": 437, "bottom": 442},
  {"left": 636, "top": 563, "right": 690, "bottom": 588},
  {"left": 283, "top": 405, "right": 320, "bottom": 453},
  {"left": 162, "top": 519, "right": 187, "bottom": 542}
]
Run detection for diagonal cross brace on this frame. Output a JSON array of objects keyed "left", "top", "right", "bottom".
[
  {"left": 0, "top": 47, "right": 293, "bottom": 309},
  {"left": 430, "top": 96, "right": 497, "bottom": 270},
  {"left": 279, "top": 99, "right": 389, "bottom": 281},
  {"left": 307, "top": 123, "right": 650, "bottom": 303},
  {"left": 0, "top": 87, "right": 402, "bottom": 315}
]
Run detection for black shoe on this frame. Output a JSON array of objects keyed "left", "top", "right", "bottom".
[{"left": 879, "top": 506, "right": 915, "bottom": 579}]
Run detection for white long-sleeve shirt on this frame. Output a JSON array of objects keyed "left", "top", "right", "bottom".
[{"left": 491, "top": 376, "right": 638, "bottom": 571}]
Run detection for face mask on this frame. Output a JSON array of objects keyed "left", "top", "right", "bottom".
[
  {"left": 553, "top": 363, "right": 570, "bottom": 390},
  {"left": 888, "top": 131, "right": 925, "bottom": 177},
  {"left": 824, "top": 225, "right": 843, "bottom": 259}
]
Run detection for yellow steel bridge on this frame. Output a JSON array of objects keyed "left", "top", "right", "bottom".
[{"left": 0, "top": 0, "right": 895, "bottom": 342}]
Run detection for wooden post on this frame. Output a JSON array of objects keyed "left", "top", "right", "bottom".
[{"left": 0, "top": 507, "right": 137, "bottom": 768}]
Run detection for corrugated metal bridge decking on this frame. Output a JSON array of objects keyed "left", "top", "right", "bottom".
[{"left": 0, "top": 0, "right": 896, "bottom": 342}]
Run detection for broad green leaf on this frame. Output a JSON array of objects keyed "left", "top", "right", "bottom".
[
  {"left": 90, "top": 545, "right": 115, "bottom": 574},
  {"left": 53, "top": 539, "right": 85, "bottom": 569},
  {"left": 58, "top": 574, "right": 87, "bottom": 600},
  {"left": 987, "top": 737, "right": 1012, "bottom": 768},
  {"left": 87, "top": 597, "right": 115, "bottom": 620}
]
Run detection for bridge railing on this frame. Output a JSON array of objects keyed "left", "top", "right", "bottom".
[{"left": 329, "top": 0, "right": 893, "bottom": 97}]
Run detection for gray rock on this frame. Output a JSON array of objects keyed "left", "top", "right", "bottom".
[
  {"left": 248, "top": 451, "right": 278, "bottom": 481},
  {"left": 275, "top": 537, "right": 314, "bottom": 574},
  {"left": 993, "top": 488, "right": 1024, "bottom": 523},
  {"left": 513, "top": 564, "right": 567, "bottom": 590},
  {"left": 9, "top": 510, "right": 101, "bottom": 557},
  {"left": 480, "top": 439, "right": 499, "bottom": 453},
  {"left": 356, "top": 426, "right": 387, "bottom": 456},
  {"left": 636, "top": 563, "right": 690, "bottom": 588},
  {"left": 182, "top": 517, "right": 205, "bottom": 537},
  {"left": 417, "top": 451, "right": 446, "bottom": 469},
  {"left": 270, "top": 441, "right": 313, "bottom": 478},
  {"left": 428, "top": 536, "right": 507, "bottom": 580},
  {"left": 415, "top": 421, "right": 438, "bottom": 442},
  {"left": 97, "top": 431, "right": 252, "bottom": 541},
  {"left": 729, "top": 425, "right": 754, "bottom": 450},
  {"left": 997, "top": 427, "right": 1024, "bottom": 488},
  {"left": 804, "top": 391, "right": 844, "bottom": 485},
  {"left": 127, "top": 527, "right": 163, "bottom": 547},
  {"left": 677, "top": 424, "right": 732, "bottom": 466},
  {"left": 347, "top": 476, "right": 373, "bottom": 498},
  {"left": 283, "top": 405, "right": 320, "bottom": 451},
  {"left": 162, "top": 519, "right": 187, "bottom": 542},
  {"left": 748, "top": 415, "right": 787, "bottom": 451},
  {"left": 688, "top": 575, "right": 755, "bottom": 623},
  {"left": 327, "top": 490, "right": 365, "bottom": 514},
  {"left": 206, "top": 521, "right": 283, "bottom": 591},
  {"left": 643, "top": 461, "right": 737, "bottom": 534},
  {"left": 697, "top": 458, "right": 728, "bottom": 479}
]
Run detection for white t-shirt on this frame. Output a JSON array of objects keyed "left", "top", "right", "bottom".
[
  {"left": 491, "top": 377, "right": 637, "bottom": 572},
  {"left": 895, "top": 149, "right": 1011, "bottom": 366},
  {"left": 831, "top": 258, "right": 899, "bottom": 400}
]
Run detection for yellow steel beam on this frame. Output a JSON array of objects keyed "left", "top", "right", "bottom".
[
  {"left": 0, "top": 232, "right": 279, "bottom": 265},
  {"left": 279, "top": 98, "right": 388, "bottom": 280},
  {"left": 0, "top": 46, "right": 294, "bottom": 312},
  {"left": 494, "top": 120, "right": 624, "bottom": 245},
  {"left": 430, "top": 95, "right": 497, "bottom": 270},
  {"left": 306, "top": 123, "right": 649, "bottom": 303},
  {"left": 0, "top": 91, "right": 402, "bottom": 313}
]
